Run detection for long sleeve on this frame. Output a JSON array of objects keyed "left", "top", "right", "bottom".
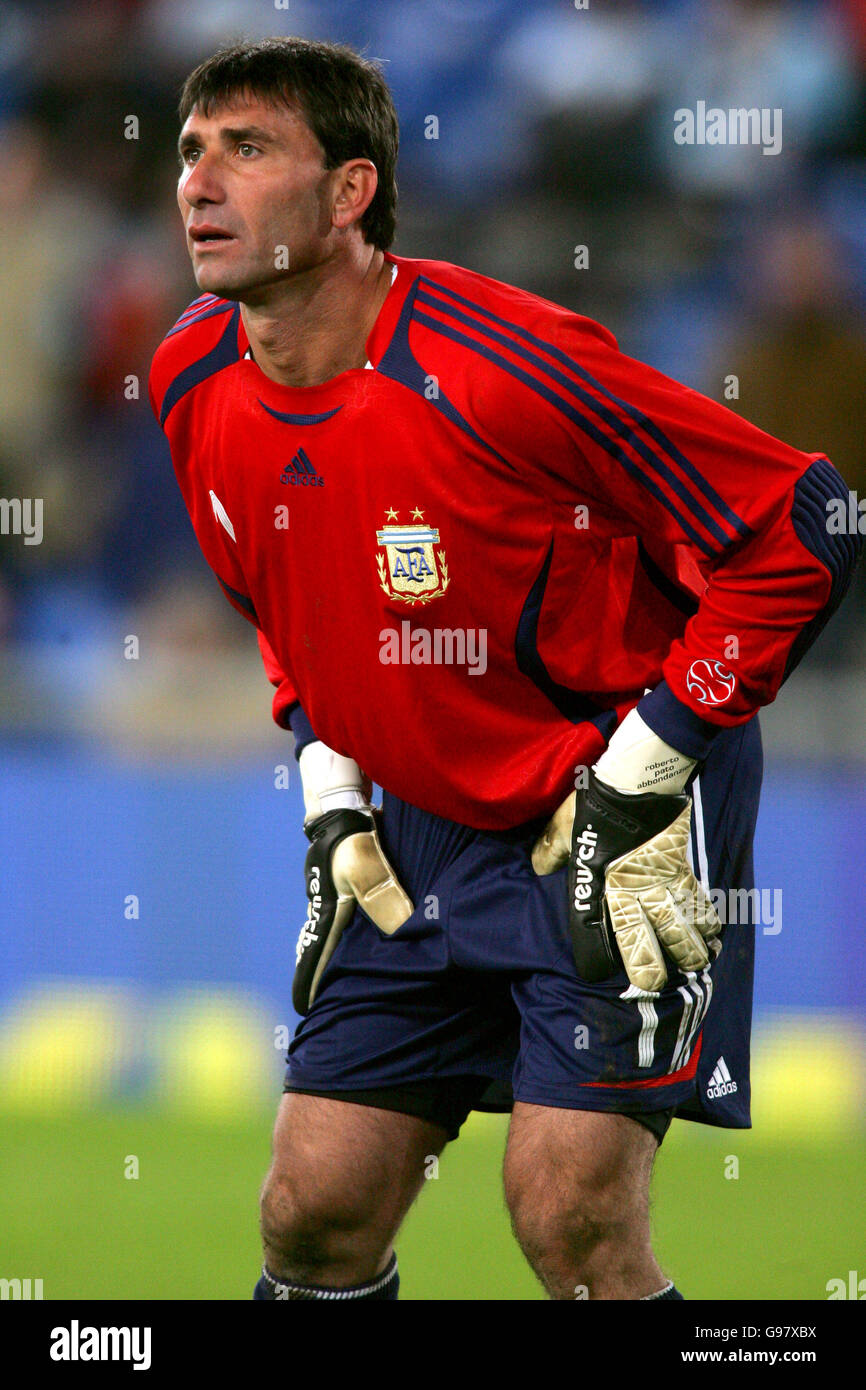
[
  {"left": 501, "top": 314, "right": 863, "bottom": 756},
  {"left": 257, "top": 627, "right": 301, "bottom": 728}
]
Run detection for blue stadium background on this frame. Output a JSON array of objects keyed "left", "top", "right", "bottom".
[{"left": 1, "top": 0, "right": 864, "bottom": 1198}]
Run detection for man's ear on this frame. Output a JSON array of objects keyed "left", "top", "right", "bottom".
[{"left": 331, "top": 158, "right": 378, "bottom": 232}]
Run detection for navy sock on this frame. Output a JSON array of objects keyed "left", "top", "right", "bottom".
[
  {"left": 643, "top": 1281, "right": 684, "bottom": 1300},
  {"left": 253, "top": 1252, "right": 399, "bottom": 1301}
]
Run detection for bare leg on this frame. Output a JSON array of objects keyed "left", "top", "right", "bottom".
[
  {"left": 503, "top": 1102, "right": 668, "bottom": 1300},
  {"left": 260, "top": 1093, "right": 448, "bottom": 1287}
]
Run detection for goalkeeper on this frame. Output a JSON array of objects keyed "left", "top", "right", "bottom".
[{"left": 150, "top": 37, "right": 863, "bottom": 1301}]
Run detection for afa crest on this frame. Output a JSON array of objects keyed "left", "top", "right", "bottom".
[{"left": 376, "top": 508, "right": 449, "bottom": 605}]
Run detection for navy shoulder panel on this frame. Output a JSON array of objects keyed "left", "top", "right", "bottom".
[
  {"left": 790, "top": 457, "right": 862, "bottom": 602},
  {"left": 159, "top": 303, "right": 242, "bottom": 427}
]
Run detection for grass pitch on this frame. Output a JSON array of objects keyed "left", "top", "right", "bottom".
[{"left": 1, "top": 1107, "right": 862, "bottom": 1301}]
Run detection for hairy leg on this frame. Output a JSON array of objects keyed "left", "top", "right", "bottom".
[
  {"left": 503, "top": 1103, "right": 667, "bottom": 1300},
  {"left": 260, "top": 1093, "right": 448, "bottom": 1287}
]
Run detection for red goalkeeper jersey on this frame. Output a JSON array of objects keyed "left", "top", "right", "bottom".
[{"left": 148, "top": 253, "right": 860, "bottom": 829}]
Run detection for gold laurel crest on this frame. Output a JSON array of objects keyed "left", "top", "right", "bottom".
[{"left": 375, "top": 514, "right": 450, "bottom": 606}]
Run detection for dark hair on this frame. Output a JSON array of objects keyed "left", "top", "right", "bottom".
[{"left": 178, "top": 37, "right": 399, "bottom": 250}]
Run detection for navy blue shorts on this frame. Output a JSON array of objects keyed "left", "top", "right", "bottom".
[{"left": 285, "top": 717, "right": 762, "bottom": 1142}]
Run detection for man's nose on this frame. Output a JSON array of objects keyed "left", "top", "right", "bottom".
[{"left": 180, "top": 154, "right": 225, "bottom": 207}]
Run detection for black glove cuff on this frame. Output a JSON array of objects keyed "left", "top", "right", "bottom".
[
  {"left": 581, "top": 770, "right": 688, "bottom": 860},
  {"left": 303, "top": 807, "right": 372, "bottom": 847}
]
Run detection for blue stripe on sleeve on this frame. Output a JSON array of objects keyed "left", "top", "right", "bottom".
[
  {"left": 419, "top": 277, "right": 749, "bottom": 543},
  {"left": 414, "top": 308, "right": 721, "bottom": 558}
]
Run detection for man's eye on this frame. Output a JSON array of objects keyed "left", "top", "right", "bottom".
[
  {"left": 181, "top": 148, "right": 200, "bottom": 166},
  {"left": 238, "top": 143, "right": 259, "bottom": 157}
]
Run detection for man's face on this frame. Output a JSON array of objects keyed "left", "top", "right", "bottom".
[{"left": 176, "top": 94, "right": 335, "bottom": 299}]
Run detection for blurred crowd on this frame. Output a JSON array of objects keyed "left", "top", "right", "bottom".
[{"left": 2, "top": 0, "right": 865, "bottom": 753}]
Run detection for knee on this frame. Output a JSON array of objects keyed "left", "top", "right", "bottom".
[
  {"left": 260, "top": 1166, "right": 384, "bottom": 1277},
  {"left": 500, "top": 1139, "right": 644, "bottom": 1273},
  {"left": 504, "top": 1158, "right": 635, "bottom": 1267}
]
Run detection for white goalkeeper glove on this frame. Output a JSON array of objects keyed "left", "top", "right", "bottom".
[
  {"left": 531, "top": 709, "right": 721, "bottom": 992},
  {"left": 293, "top": 742, "right": 413, "bottom": 1013}
]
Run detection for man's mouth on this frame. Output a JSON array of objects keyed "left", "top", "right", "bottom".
[{"left": 189, "top": 226, "right": 235, "bottom": 245}]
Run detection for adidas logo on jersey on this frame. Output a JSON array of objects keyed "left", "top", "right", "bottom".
[
  {"left": 707, "top": 1055, "right": 738, "bottom": 1099},
  {"left": 281, "top": 446, "right": 324, "bottom": 487}
]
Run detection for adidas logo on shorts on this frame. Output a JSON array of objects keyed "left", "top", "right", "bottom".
[{"left": 707, "top": 1055, "right": 738, "bottom": 1099}]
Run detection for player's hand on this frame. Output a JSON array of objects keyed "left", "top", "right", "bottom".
[
  {"left": 531, "top": 769, "right": 720, "bottom": 992},
  {"left": 293, "top": 740, "right": 415, "bottom": 1012},
  {"left": 530, "top": 707, "right": 720, "bottom": 991},
  {"left": 293, "top": 806, "right": 414, "bottom": 1013}
]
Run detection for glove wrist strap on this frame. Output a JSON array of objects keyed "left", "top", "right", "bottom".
[
  {"left": 594, "top": 708, "right": 696, "bottom": 796},
  {"left": 299, "top": 741, "right": 369, "bottom": 819}
]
